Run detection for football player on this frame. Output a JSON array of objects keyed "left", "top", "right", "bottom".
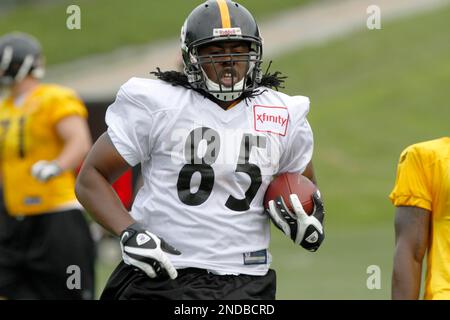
[
  {"left": 76, "top": 0, "right": 325, "bottom": 300},
  {"left": 390, "top": 137, "right": 450, "bottom": 299},
  {"left": 0, "top": 32, "right": 95, "bottom": 299}
]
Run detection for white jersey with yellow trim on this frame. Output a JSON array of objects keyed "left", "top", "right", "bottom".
[{"left": 106, "top": 77, "right": 313, "bottom": 275}]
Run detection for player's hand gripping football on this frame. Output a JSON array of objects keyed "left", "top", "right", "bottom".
[
  {"left": 120, "top": 222, "right": 181, "bottom": 279},
  {"left": 267, "top": 191, "right": 325, "bottom": 252}
]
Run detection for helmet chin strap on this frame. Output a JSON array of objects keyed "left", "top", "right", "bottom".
[{"left": 204, "top": 74, "right": 245, "bottom": 101}]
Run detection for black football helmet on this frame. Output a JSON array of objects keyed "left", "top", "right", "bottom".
[
  {"left": 181, "top": 0, "right": 263, "bottom": 101},
  {"left": 0, "top": 32, "right": 45, "bottom": 87}
]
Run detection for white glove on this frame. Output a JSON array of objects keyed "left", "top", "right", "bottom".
[
  {"left": 31, "top": 160, "right": 63, "bottom": 182},
  {"left": 267, "top": 191, "right": 325, "bottom": 252},
  {"left": 120, "top": 222, "right": 181, "bottom": 280}
]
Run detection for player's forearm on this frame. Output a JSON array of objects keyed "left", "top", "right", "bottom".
[
  {"left": 302, "top": 161, "right": 317, "bottom": 186},
  {"left": 75, "top": 165, "right": 134, "bottom": 236},
  {"left": 392, "top": 247, "right": 423, "bottom": 299},
  {"left": 54, "top": 133, "right": 91, "bottom": 171}
]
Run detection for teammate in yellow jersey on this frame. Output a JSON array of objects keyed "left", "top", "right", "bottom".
[
  {"left": 390, "top": 137, "right": 450, "bottom": 300},
  {"left": 0, "top": 32, "right": 95, "bottom": 299}
]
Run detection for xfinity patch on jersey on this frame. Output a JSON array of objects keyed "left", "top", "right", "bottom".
[
  {"left": 253, "top": 105, "right": 289, "bottom": 136},
  {"left": 213, "top": 27, "right": 242, "bottom": 37},
  {"left": 243, "top": 249, "right": 267, "bottom": 265}
]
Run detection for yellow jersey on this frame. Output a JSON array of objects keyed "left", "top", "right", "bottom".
[
  {"left": 0, "top": 84, "right": 87, "bottom": 216},
  {"left": 389, "top": 137, "right": 450, "bottom": 300}
]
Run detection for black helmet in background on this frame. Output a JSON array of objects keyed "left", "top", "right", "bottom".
[{"left": 0, "top": 32, "right": 45, "bottom": 87}]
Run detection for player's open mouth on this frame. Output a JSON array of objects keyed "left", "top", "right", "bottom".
[{"left": 219, "top": 69, "right": 239, "bottom": 88}]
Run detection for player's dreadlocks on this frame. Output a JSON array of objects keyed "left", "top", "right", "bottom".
[
  {"left": 258, "top": 61, "right": 287, "bottom": 90},
  {"left": 151, "top": 61, "right": 287, "bottom": 102}
]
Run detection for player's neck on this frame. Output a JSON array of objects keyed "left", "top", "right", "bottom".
[
  {"left": 10, "top": 77, "right": 39, "bottom": 100},
  {"left": 216, "top": 98, "right": 242, "bottom": 111},
  {"left": 217, "top": 100, "right": 232, "bottom": 110}
]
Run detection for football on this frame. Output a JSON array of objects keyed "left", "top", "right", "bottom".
[{"left": 264, "top": 173, "right": 317, "bottom": 215}]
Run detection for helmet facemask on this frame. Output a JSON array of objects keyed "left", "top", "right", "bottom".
[
  {"left": 189, "top": 42, "right": 261, "bottom": 101},
  {"left": 183, "top": 38, "right": 263, "bottom": 101}
]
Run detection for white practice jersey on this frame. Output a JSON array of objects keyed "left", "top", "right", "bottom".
[{"left": 106, "top": 78, "right": 313, "bottom": 276}]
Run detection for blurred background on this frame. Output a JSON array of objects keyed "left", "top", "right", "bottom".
[{"left": 1, "top": 0, "right": 449, "bottom": 299}]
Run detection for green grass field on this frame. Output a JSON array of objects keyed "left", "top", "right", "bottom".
[
  {"left": 94, "top": 4, "right": 450, "bottom": 300},
  {"left": 0, "top": 0, "right": 313, "bottom": 65},
  {"left": 268, "top": 5, "right": 450, "bottom": 299}
]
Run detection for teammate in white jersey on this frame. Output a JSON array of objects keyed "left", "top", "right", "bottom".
[{"left": 76, "top": 0, "right": 325, "bottom": 300}]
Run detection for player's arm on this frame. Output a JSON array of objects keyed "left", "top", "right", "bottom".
[
  {"left": 54, "top": 115, "right": 92, "bottom": 170},
  {"left": 75, "top": 132, "right": 134, "bottom": 236},
  {"left": 392, "top": 206, "right": 430, "bottom": 300},
  {"left": 75, "top": 132, "right": 180, "bottom": 279},
  {"left": 302, "top": 161, "right": 317, "bottom": 186},
  {"left": 31, "top": 115, "right": 92, "bottom": 182}
]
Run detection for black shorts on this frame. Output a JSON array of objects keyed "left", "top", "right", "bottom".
[
  {"left": 100, "top": 262, "right": 276, "bottom": 300},
  {"left": 0, "top": 206, "right": 96, "bottom": 300}
]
